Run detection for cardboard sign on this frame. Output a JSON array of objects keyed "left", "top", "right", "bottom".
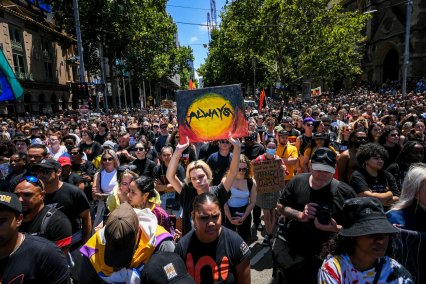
[
  {"left": 162, "top": 99, "right": 174, "bottom": 109},
  {"left": 176, "top": 84, "right": 248, "bottom": 143},
  {"left": 252, "top": 159, "right": 285, "bottom": 194}
]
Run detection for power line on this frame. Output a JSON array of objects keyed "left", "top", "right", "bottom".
[
  {"left": 175, "top": 21, "right": 283, "bottom": 27},
  {"left": 167, "top": 4, "right": 209, "bottom": 11}
]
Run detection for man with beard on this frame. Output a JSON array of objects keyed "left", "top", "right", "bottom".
[
  {"left": 14, "top": 176, "right": 72, "bottom": 253},
  {"left": 241, "top": 131, "right": 265, "bottom": 161},
  {"left": 0, "top": 191, "right": 69, "bottom": 283},
  {"left": 336, "top": 130, "right": 367, "bottom": 184},
  {"left": 273, "top": 148, "right": 356, "bottom": 283}
]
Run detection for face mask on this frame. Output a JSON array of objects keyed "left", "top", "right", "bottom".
[{"left": 266, "top": 148, "right": 276, "bottom": 156}]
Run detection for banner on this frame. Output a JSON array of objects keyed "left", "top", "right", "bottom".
[
  {"left": 161, "top": 99, "right": 174, "bottom": 109},
  {"left": 259, "top": 89, "right": 265, "bottom": 111},
  {"left": 176, "top": 84, "right": 248, "bottom": 143},
  {"left": 252, "top": 159, "right": 285, "bottom": 194},
  {"left": 311, "top": 87, "right": 322, "bottom": 96}
]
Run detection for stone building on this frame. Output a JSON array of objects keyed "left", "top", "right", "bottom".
[
  {"left": 0, "top": 0, "right": 78, "bottom": 115},
  {"left": 342, "top": 0, "right": 426, "bottom": 84}
]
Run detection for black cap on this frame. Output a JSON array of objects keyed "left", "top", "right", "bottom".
[
  {"left": 311, "top": 147, "right": 336, "bottom": 174},
  {"left": 141, "top": 252, "right": 195, "bottom": 284},
  {"left": 33, "top": 158, "right": 61, "bottom": 171},
  {"left": 278, "top": 130, "right": 290, "bottom": 136},
  {"left": 313, "top": 132, "right": 328, "bottom": 140},
  {"left": 340, "top": 197, "right": 398, "bottom": 237},
  {"left": 0, "top": 191, "right": 22, "bottom": 213}
]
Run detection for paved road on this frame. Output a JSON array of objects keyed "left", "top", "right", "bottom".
[{"left": 248, "top": 226, "right": 275, "bottom": 284}]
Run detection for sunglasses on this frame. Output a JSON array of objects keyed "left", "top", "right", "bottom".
[
  {"left": 19, "top": 175, "right": 44, "bottom": 191},
  {"left": 70, "top": 152, "right": 79, "bottom": 155},
  {"left": 135, "top": 147, "right": 145, "bottom": 151},
  {"left": 153, "top": 125, "right": 159, "bottom": 128},
  {"left": 220, "top": 140, "right": 230, "bottom": 144},
  {"left": 355, "top": 136, "right": 367, "bottom": 140},
  {"left": 160, "top": 125, "right": 168, "bottom": 129},
  {"left": 118, "top": 164, "right": 137, "bottom": 172},
  {"left": 102, "top": 157, "right": 114, "bottom": 162},
  {"left": 389, "top": 133, "right": 399, "bottom": 137},
  {"left": 239, "top": 168, "right": 247, "bottom": 172},
  {"left": 306, "top": 123, "right": 314, "bottom": 126}
]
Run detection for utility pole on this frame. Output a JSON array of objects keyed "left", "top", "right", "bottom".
[
  {"left": 99, "top": 43, "right": 108, "bottom": 111},
  {"left": 253, "top": 57, "right": 256, "bottom": 98},
  {"left": 72, "top": 0, "right": 85, "bottom": 83},
  {"left": 402, "top": 0, "right": 413, "bottom": 99}
]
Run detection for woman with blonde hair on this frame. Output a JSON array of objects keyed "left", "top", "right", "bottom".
[
  {"left": 166, "top": 134, "right": 241, "bottom": 236},
  {"left": 92, "top": 149, "right": 120, "bottom": 200},
  {"left": 106, "top": 168, "right": 139, "bottom": 212},
  {"left": 387, "top": 163, "right": 426, "bottom": 232},
  {"left": 224, "top": 154, "right": 257, "bottom": 242}
]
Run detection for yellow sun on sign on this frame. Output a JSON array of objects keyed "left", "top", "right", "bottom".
[{"left": 186, "top": 94, "right": 235, "bottom": 140}]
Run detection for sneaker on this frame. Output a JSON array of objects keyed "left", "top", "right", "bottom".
[
  {"left": 262, "top": 235, "right": 271, "bottom": 246},
  {"left": 257, "top": 223, "right": 264, "bottom": 232}
]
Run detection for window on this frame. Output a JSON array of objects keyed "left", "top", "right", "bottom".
[
  {"left": 9, "top": 26, "right": 23, "bottom": 52},
  {"left": 13, "top": 54, "right": 26, "bottom": 78},
  {"left": 44, "top": 62, "right": 53, "bottom": 81},
  {"left": 41, "top": 40, "right": 53, "bottom": 59}
]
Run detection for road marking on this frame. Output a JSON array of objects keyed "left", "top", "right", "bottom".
[{"left": 250, "top": 246, "right": 270, "bottom": 266}]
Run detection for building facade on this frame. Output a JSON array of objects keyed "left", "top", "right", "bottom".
[
  {"left": 0, "top": 0, "right": 78, "bottom": 115},
  {"left": 342, "top": 0, "right": 426, "bottom": 84}
]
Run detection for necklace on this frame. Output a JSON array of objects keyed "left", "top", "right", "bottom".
[{"left": 10, "top": 233, "right": 25, "bottom": 256}]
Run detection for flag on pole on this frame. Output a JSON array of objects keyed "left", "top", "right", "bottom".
[
  {"left": 0, "top": 49, "right": 24, "bottom": 102},
  {"left": 189, "top": 78, "right": 196, "bottom": 90},
  {"left": 259, "top": 89, "right": 265, "bottom": 111}
]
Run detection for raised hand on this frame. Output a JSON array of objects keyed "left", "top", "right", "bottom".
[
  {"left": 228, "top": 131, "right": 241, "bottom": 148},
  {"left": 176, "top": 136, "right": 190, "bottom": 153}
]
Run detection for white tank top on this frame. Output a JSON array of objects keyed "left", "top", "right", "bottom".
[
  {"left": 100, "top": 169, "right": 118, "bottom": 194},
  {"left": 227, "top": 186, "right": 250, "bottom": 208}
]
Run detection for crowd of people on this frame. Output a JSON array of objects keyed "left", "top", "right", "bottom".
[{"left": 0, "top": 86, "right": 425, "bottom": 283}]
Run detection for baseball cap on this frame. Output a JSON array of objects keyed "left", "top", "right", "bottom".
[
  {"left": 313, "top": 132, "right": 328, "bottom": 140},
  {"left": 278, "top": 130, "right": 290, "bottom": 136},
  {"left": 102, "top": 140, "right": 117, "bottom": 150},
  {"left": 303, "top": 117, "right": 315, "bottom": 124},
  {"left": 311, "top": 147, "right": 336, "bottom": 174},
  {"left": 0, "top": 191, "right": 22, "bottom": 214},
  {"left": 58, "top": 156, "right": 72, "bottom": 167},
  {"left": 339, "top": 197, "right": 398, "bottom": 237},
  {"left": 104, "top": 203, "right": 140, "bottom": 268},
  {"left": 141, "top": 252, "right": 195, "bottom": 284},
  {"left": 33, "top": 158, "right": 62, "bottom": 171}
]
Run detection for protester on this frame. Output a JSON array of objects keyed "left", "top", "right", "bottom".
[
  {"left": 336, "top": 130, "right": 367, "bottom": 183},
  {"left": 166, "top": 134, "right": 241, "bottom": 235},
  {"left": 14, "top": 176, "right": 72, "bottom": 252},
  {"left": 224, "top": 154, "right": 257, "bottom": 242},
  {"left": 79, "top": 203, "right": 174, "bottom": 283},
  {"left": 318, "top": 197, "right": 413, "bottom": 283},
  {"left": 129, "top": 141, "right": 156, "bottom": 178},
  {"left": 274, "top": 148, "right": 356, "bottom": 283},
  {"left": 387, "top": 163, "right": 426, "bottom": 232},
  {"left": 0, "top": 191, "right": 70, "bottom": 283},
  {"left": 175, "top": 192, "right": 251, "bottom": 283},
  {"left": 106, "top": 168, "right": 138, "bottom": 212}
]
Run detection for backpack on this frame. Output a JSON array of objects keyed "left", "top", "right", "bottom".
[{"left": 39, "top": 206, "right": 59, "bottom": 237}]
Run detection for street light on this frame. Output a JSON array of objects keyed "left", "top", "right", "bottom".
[{"left": 402, "top": 0, "right": 413, "bottom": 99}]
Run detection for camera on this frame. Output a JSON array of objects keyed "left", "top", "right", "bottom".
[{"left": 315, "top": 205, "right": 331, "bottom": 225}]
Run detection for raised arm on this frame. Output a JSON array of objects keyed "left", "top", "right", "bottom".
[
  {"left": 222, "top": 133, "right": 241, "bottom": 191},
  {"left": 166, "top": 137, "right": 189, "bottom": 194}
]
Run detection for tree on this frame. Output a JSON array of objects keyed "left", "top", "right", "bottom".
[{"left": 199, "top": 0, "right": 369, "bottom": 91}]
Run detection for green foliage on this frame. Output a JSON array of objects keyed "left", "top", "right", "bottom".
[
  {"left": 199, "top": 0, "right": 369, "bottom": 91},
  {"left": 47, "top": 0, "right": 193, "bottom": 85}
]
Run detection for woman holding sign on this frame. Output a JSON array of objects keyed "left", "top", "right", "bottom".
[
  {"left": 254, "top": 138, "right": 286, "bottom": 246},
  {"left": 166, "top": 133, "right": 241, "bottom": 236}
]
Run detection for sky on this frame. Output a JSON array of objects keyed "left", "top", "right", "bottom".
[{"left": 166, "top": 0, "right": 227, "bottom": 79}]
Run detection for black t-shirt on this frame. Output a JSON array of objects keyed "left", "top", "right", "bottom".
[
  {"left": 1, "top": 169, "right": 27, "bottom": 192},
  {"left": 199, "top": 142, "right": 219, "bottom": 161},
  {"left": 153, "top": 163, "right": 185, "bottom": 186},
  {"left": 383, "top": 144, "right": 401, "bottom": 169},
  {"left": 71, "top": 161, "right": 96, "bottom": 177},
  {"left": 129, "top": 158, "right": 156, "bottom": 178},
  {"left": 80, "top": 141, "right": 103, "bottom": 161},
  {"left": 175, "top": 227, "right": 251, "bottom": 284},
  {"left": 206, "top": 152, "right": 232, "bottom": 186},
  {"left": 178, "top": 183, "right": 230, "bottom": 236},
  {"left": 94, "top": 132, "right": 108, "bottom": 145},
  {"left": 350, "top": 168, "right": 399, "bottom": 196},
  {"left": 64, "top": 172, "right": 84, "bottom": 187},
  {"left": 0, "top": 234, "right": 69, "bottom": 284},
  {"left": 279, "top": 173, "right": 356, "bottom": 255},
  {"left": 44, "top": 182, "right": 90, "bottom": 233},
  {"left": 242, "top": 142, "right": 265, "bottom": 160},
  {"left": 19, "top": 206, "right": 72, "bottom": 251}
]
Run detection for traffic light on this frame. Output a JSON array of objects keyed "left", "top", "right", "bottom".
[{"left": 71, "top": 82, "right": 89, "bottom": 99}]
